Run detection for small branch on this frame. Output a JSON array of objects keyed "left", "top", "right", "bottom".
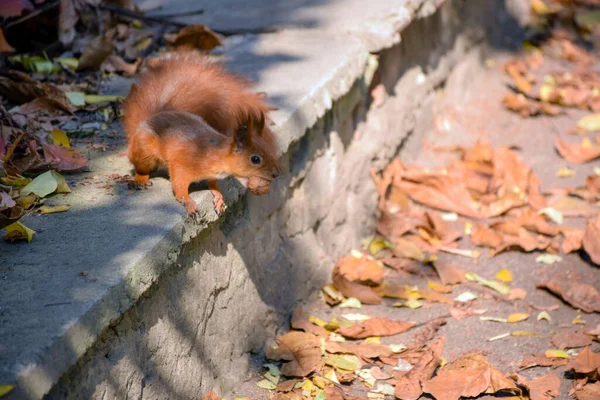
[
  {"left": 3, "top": 0, "right": 60, "bottom": 30},
  {"left": 97, "top": 3, "right": 187, "bottom": 28}
]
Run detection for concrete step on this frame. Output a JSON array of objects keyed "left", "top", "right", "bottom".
[{"left": 0, "top": 1, "right": 511, "bottom": 398}]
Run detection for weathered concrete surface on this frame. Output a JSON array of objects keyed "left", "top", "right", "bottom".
[
  {"left": 0, "top": 0, "right": 507, "bottom": 398},
  {"left": 146, "top": 0, "right": 445, "bottom": 50}
]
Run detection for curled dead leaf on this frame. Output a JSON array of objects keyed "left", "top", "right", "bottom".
[
  {"left": 337, "top": 318, "right": 415, "bottom": 339},
  {"left": 266, "top": 332, "right": 321, "bottom": 377},
  {"left": 537, "top": 279, "right": 600, "bottom": 313},
  {"left": 583, "top": 214, "right": 600, "bottom": 265}
]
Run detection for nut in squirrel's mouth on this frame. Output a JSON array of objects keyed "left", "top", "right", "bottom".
[{"left": 235, "top": 176, "right": 272, "bottom": 188}]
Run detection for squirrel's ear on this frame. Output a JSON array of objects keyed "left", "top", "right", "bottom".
[
  {"left": 235, "top": 125, "right": 250, "bottom": 150},
  {"left": 256, "top": 111, "right": 265, "bottom": 136}
]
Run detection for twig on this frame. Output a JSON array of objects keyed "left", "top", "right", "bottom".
[
  {"left": 97, "top": 3, "right": 187, "bottom": 28},
  {"left": 3, "top": 0, "right": 60, "bottom": 30},
  {"left": 149, "top": 9, "right": 205, "bottom": 18},
  {"left": 96, "top": 6, "right": 104, "bottom": 36}
]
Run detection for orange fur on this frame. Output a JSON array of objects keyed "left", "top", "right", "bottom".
[{"left": 123, "top": 52, "right": 280, "bottom": 215}]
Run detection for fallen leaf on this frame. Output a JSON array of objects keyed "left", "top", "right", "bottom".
[
  {"left": 4, "top": 221, "right": 35, "bottom": 242},
  {"left": 583, "top": 215, "right": 600, "bottom": 265},
  {"left": 102, "top": 55, "right": 140, "bottom": 76},
  {"left": 496, "top": 269, "right": 513, "bottom": 283},
  {"left": 575, "top": 381, "right": 600, "bottom": 400},
  {"left": 551, "top": 331, "right": 593, "bottom": 349},
  {"left": 0, "top": 28, "right": 15, "bottom": 53},
  {"left": 503, "top": 93, "right": 540, "bottom": 117},
  {"left": 0, "top": 71, "right": 74, "bottom": 108},
  {"left": 257, "top": 379, "right": 277, "bottom": 390},
  {"left": 536, "top": 254, "right": 562, "bottom": 264},
  {"left": 19, "top": 96, "right": 74, "bottom": 114},
  {"left": 577, "top": 113, "right": 600, "bottom": 132},
  {"left": 266, "top": 332, "right": 321, "bottom": 377},
  {"left": 0, "top": 385, "right": 14, "bottom": 397},
  {"left": 454, "top": 292, "right": 477, "bottom": 303},
  {"left": 338, "top": 254, "right": 384, "bottom": 286},
  {"left": 433, "top": 262, "right": 466, "bottom": 285},
  {"left": 395, "top": 337, "right": 445, "bottom": 400},
  {"left": 201, "top": 390, "right": 222, "bottom": 400},
  {"left": 562, "top": 228, "right": 585, "bottom": 253},
  {"left": 42, "top": 144, "right": 88, "bottom": 171},
  {"left": 164, "top": 24, "right": 222, "bottom": 51},
  {"left": 537, "top": 279, "right": 600, "bottom": 313},
  {"left": 50, "top": 130, "right": 70, "bottom": 147},
  {"left": 555, "top": 136, "right": 600, "bottom": 163},
  {"left": 428, "top": 280, "right": 452, "bottom": 293},
  {"left": 537, "top": 311, "right": 551, "bottom": 321},
  {"left": 507, "top": 313, "right": 529, "bottom": 323},
  {"left": 470, "top": 224, "right": 502, "bottom": 248},
  {"left": 21, "top": 170, "right": 58, "bottom": 197},
  {"left": 519, "top": 354, "right": 568, "bottom": 370},
  {"left": 513, "top": 372, "right": 560, "bottom": 400},
  {"left": 337, "top": 318, "right": 415, "bottom": 339},
  {"left": 38, "top": 205, "right": 71, "bottom": 214},
  {"left": 568, "top": 346, "right": 600, "bottom": 379},
  {"left": 411, "top": 317, "right": 447, "bottom": 347},
  {"left": 557, "top": 166, "right": 576, "bottom": 177},
  {"left": 84, "top": 95, "right": 124, "bottom": 104},
  {"left": 509, "top": 288, "right": 528, "bottom": 301},
  {"left": 77, "top": 34, "right": 115, "bottom": 71},
  {"left": 332, "top": 263, "right": 381, "bottom": 305},
  {"left": 338, "top": 297, "right": 362, "bottom": 308},
  {"left": 545, "top": 350, "right": 570, "bottom": 359}
]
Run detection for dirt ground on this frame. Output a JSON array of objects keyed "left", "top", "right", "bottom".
[{"left": 230, "top": 44, "right": 600, "bottom": 400}]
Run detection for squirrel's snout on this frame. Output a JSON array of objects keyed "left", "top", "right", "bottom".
[{"left": 272, "top": 170, "right": 280, "bottom": 179}]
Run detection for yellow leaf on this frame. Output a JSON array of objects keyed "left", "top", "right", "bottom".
[
  {"left": 405, "top": 298, "right": 423, "bottom": 309},
  {"left": 507, "top": 313, "right": 529, "bottom": 323},
  {"left": 256, "top": 379, "right": 276, "bottom": 390},
  {"left": 134, "top": 36, "right": 153, "bottom": 51},
  {"left": 582, "top": 137, "right": 593, "bottom": 149},
  {"left": 309, "top": 316, "right": 327, "bottom": 328},
  {"left": 545, "top": 349, "right": 569, "bottom": 359},
  {"left": 428, "top": 280, "right": 452, "bottom": 293},
  {"left": 464, "top": 221, "right": 473, "bottom": 235},
  {"left": 0, "top": 176, "right": 30, "bottom": 187},
  {"left": 50, "top": 129, "right": 70, "bottom": 147},
  {"left": 511, "top": 330, "right": 539, "bottom": 336},
  {"left": 312, "top": 376, "right": 327, "bottom": 389},
  {"left": 16, "top": 193, "right": 38, "bottom": 210},
  {"left": 537, "top": 311, "right": 551, "bottom": 321},
  {"left": 577, "top": 114, "right": 600, "bottom": 132},
  {"left": 55, "top": 57, "right": 79, "bottom": 70},
  {"left": 540, "top": 84, "right": 554, "bottom": 102},
  {"left": 480, "top": 316, "right": 508, "bottom": 323},
  {"left": 323, "top": 355, "right": 358, "bottom": 371},
  {"left": 21, "top": 171, "right": 58, "bottom": 197},
  {"left": 369, "top": 238, "right": 392, "bottom": 255},
  {"left": 65, "top": 91, "right": 85, "bottom": 107},
  {"left": 39, "top": 204, "right": 71, "bottom": 214},
  {"left": 365, "top": 337, "right": 381, "bottom": 344},
  {"left": 0, "top": 385, "right": 14, "bottom": 397},
  {"left": 495, "top": 269, "right": 513, "bottom": 283},
  {"left": 264, "top": 372, "right": 279, "bottom": 385},
  {"left": 84, "top": 95, "right": 124, "bottom": 105},
  {"left": 52, "top": 171, "right": 71, "bottom": 194},
  {"left": 4, "top": 221, "right": 35, "bottom": 242},
  {"left": 573, "top": 315, "right": 586, "bottom": 325},
  {"left": 557, "top": 166, "right": 575, "bottom": 177},
  {"left": 338, "top": 297, "right": 362, "bottom": 309},
  {"left": 531, "top": 0, "right": 552, "bottom": 14},
  {"left": 535, "top": 254, "right": 562, "bottom": 265}
]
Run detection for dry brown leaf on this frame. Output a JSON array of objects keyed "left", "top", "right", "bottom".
[
  {"left": 562, "top": 228, "right": 585, "bottom": 253},
  {"left": 568, "top": 346, "right": 600, "bottom": 379},
  {"left": 377, "top": 211, "right": 416, "bottom": 238},
  {"left": 266, "top": 332, "right": 321, "bottom": 377},
  {"left": 422, "top": 353, "right": 495, "bottom": 400},
  {"left": 503, "top": 93, "right": 540, "bottom": 117},
  {"left": 433, "top": 262, "right": 466, "bottom": 285},
  {"left": 19, "top": 96, "right": 75, "bottom": 114},
  {"left": 555, "top": 136, "right": 600, "bottom": 163},
  {"left": 201, "top": 390, "right": 222, "bottom": 400},
  {"left": 42, "top": 144, "right": 88, "bottom": 172},
  {"left": 165, "top": 24, "right": 222, "bottom": 51},
  {"left": 514, "top": 372, "right": 560, "bottom": 400},
  {"left": 537, "top": 279, "right": 600, "bottom": 313},
  {"left": 337, "top": 254, "right": 383, "bottom": 286},
  {"left": 575, "top": 381, "right": 600, "bottom": 400},
  {"left": 332, "top": 263, "right": 381, "bottom": 305},
  {"left": 551, "top": 331, "right": 593, "bottom": 349},
  {"left": 394, "top": 337, "right": 445, "bottom": 400},
  {"left": 549, "top": 194, "right": 595, "bottom": 217},
  {"left": 519, "top": 354, "right": 569, "bottom": 370},
  {"left": 583, "top": 214, "right": 600, "bottom": 265},
  {"left": 0, "top": 28, "right": 15, "bottom": 53},
  {"left": 325, "top": 341, "right": 393, "bottom": 360},
  {"left": 337, "top": 318, "right": 415, "bottom": 339},
  {"left": 291, "top": 307, "right": 328, "bottom": 337},
  {"left": 102, "top": 55, "right": 140, "bottom": 76},
  {"left": 0, "top": 71, "right": 74, "bottom": 108},
  {"left": 470, "top": 224, "right": 502, "bottom": 248},
  {"left": 411, "top": 317, "right": 447, "bottom": 347},
  {"left": 273, "top": 392, "right": 302, "bottom": 400},
  {"left": 323, "top": 386, "right": 345, "bottom": 400},
  {"left": 77, "top": 34, "right": 115, "bottom": 71},
  {"left": 506, "top": 62, "right": 532, "bottom": 93},
  {"left": 276, "top": 379, "right": 299, "bottom": 392}
]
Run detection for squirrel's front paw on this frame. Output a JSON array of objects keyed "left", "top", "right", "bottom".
[
  {"left": 129, "top": 174, "right": 153, "bottom": 190},
  {"left": 179, "top": 196, "right": 198, "bottom": 215},
  {"left": 212, "top": 193, "right": 224, "bottom": 216}
]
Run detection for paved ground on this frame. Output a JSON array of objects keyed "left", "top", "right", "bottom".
[{"left": 231, "top": 45, "right": 600, "bottom": 399}]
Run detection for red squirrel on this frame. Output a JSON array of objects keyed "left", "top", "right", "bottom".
[{"left": 123, "top": 52, "right": 281, "bottom": 215}]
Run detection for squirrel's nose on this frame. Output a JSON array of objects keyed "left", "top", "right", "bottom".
[{"left": 272, "top": 169, "right": 280, "bottom": 179}]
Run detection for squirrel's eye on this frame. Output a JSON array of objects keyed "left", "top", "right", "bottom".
[{"left": 250, "top": 155, "right": 261, "bottom": 165}]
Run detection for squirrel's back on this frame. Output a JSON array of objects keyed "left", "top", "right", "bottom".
[{"left": 123, "top": 52, "right": 273, "bottom": 140}]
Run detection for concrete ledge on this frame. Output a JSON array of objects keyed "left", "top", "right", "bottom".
[{"left": 0, "top": 0, "right": 504, "bottom": 398}]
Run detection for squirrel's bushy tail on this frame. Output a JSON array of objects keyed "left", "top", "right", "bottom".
[{"left": 123, "top": 52, "right": 273, "bottom": 139}]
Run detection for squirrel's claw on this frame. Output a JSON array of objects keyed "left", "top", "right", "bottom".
[{"left": 212, "top": 193, "right": 224, "bottom": 216}]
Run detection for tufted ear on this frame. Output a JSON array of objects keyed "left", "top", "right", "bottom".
[
  {"left": 255, "top": 111, "right": 266, "bottom": 136},
  {"left": 234, "top": 124, "right": 250, "bottom": 151}
]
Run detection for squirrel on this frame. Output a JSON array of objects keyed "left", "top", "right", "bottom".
[{"left": 123, "top": 52, "right": 281, "bottom": 215}]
